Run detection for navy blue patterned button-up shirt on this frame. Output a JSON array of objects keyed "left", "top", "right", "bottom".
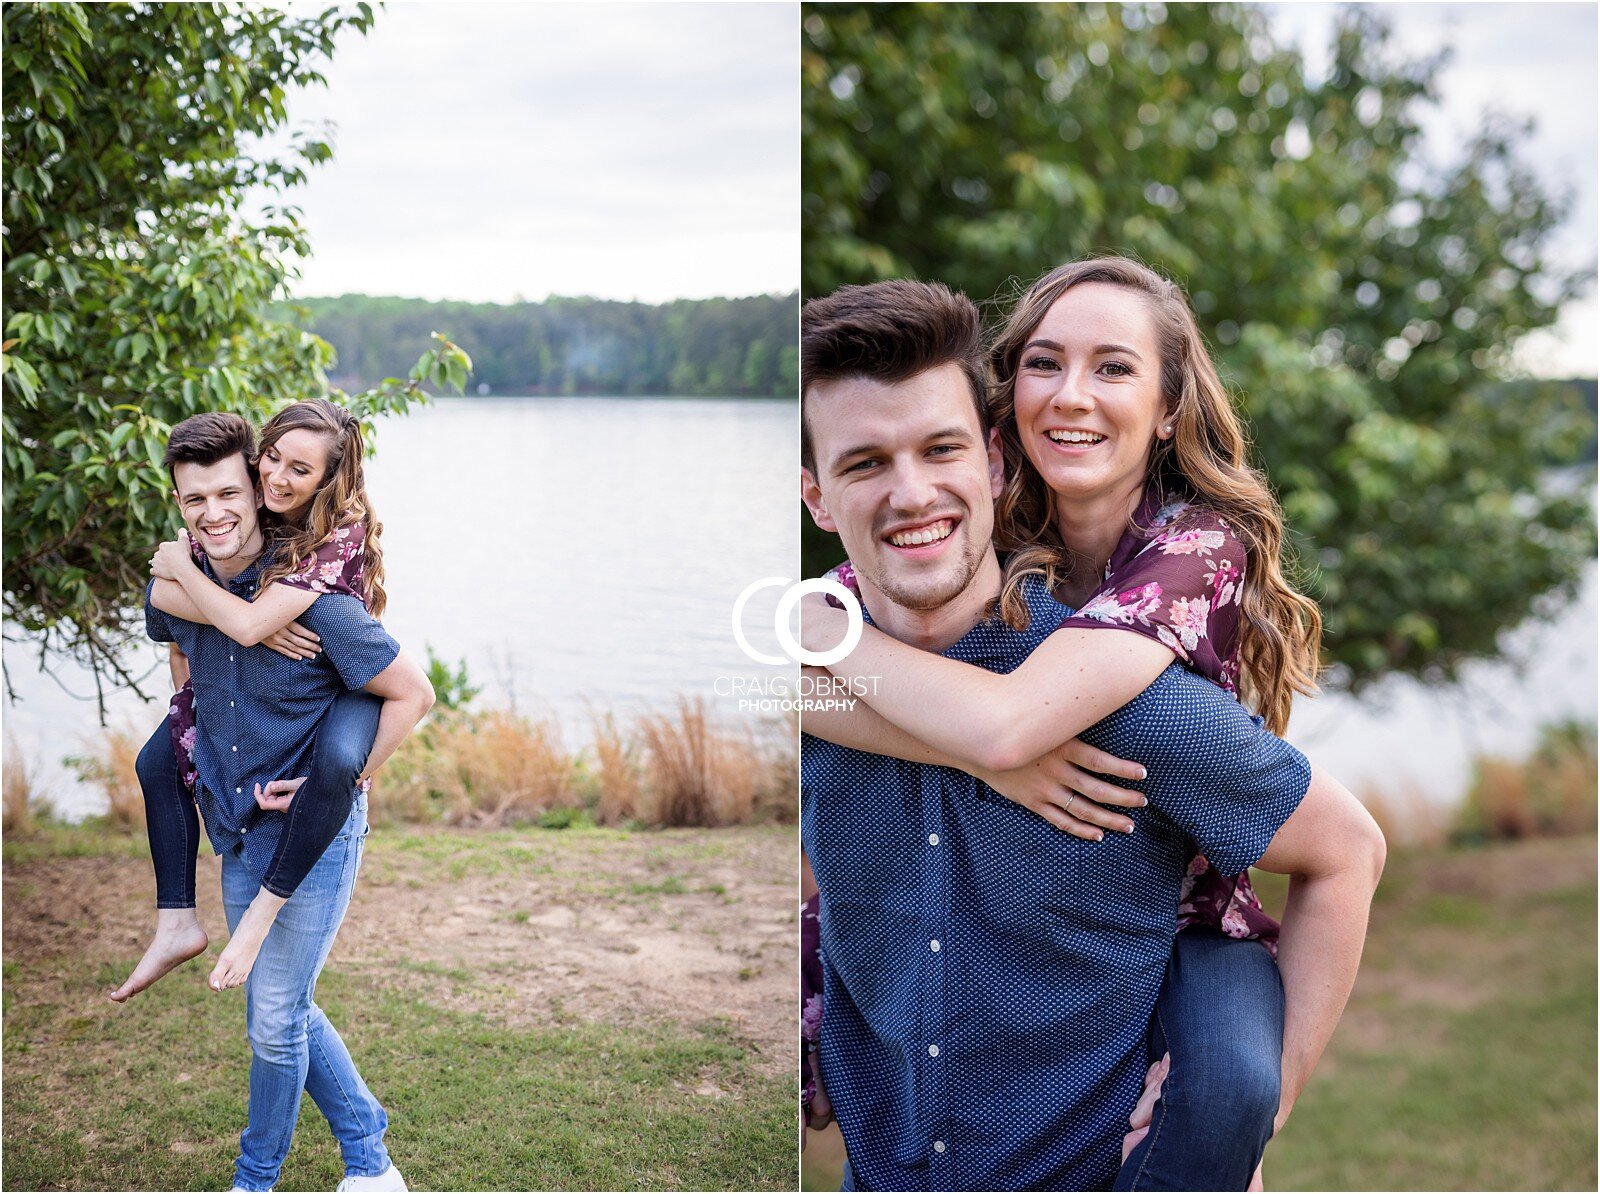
[
  {"left": 801, "top": 578, "right": 1310, "bottom": 1192},
  {"left": 145, "top": 554, "right": 399, "bottom": 880}
]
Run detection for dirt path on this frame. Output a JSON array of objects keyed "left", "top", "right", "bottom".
[{"left": 6, "top": 823, "right": 796, "bottom": 1078}]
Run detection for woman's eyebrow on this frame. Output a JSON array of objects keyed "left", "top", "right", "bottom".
[
  {"left": 1022, "top": 338, "right": 1064, "bottom": 353},
  {"left": 1093, "top": 342, "right": 1143, "bottom": 360}
]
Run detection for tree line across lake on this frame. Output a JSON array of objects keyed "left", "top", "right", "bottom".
[{"left": 289, "top": 293, "right": 799, "bottom": 400}]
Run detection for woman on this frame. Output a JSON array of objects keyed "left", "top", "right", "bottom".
[
  {"left": 110, "top": 398, "right": 390, "bottom": 1001},
  {"left": 802, "top": 257, "right": 1327, "bottom": 1189}
]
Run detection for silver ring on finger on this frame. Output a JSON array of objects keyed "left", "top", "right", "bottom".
[{"left": 1064, "top": 792, "right": 1077, "bottom": 817}]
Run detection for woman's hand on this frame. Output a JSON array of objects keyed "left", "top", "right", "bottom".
[
  {"left": 975, "top": 739, "right": 1148, "bottom": 841},
  {"left": 254, "top": 777, "right": 307, "bottom": 812},
  {"left": 262, "top": 620, "right": 321, "bottom": 661},
  {"left": 149, "top": 532, "right": 198, "bottom": 581},
  {"left": 799, "top": 590, "right": 850, "bottom": 655}
]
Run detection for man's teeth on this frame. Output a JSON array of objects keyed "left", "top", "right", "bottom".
[
  {"left": 889, "top": 521, "right": 954, "bottom": 547},
  {"left": 1048, "top": 430, "right": 1106, "bottom": 445}
]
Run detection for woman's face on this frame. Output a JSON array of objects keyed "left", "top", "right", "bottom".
[
  {"left": 1012, "top": 281, "right": 1171, "bottom": 508},
  {"left": 259, "top": 427, "right": 332, "bottom": 519}
]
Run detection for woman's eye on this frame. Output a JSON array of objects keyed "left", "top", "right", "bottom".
[
  {"left": 1101, "top": 360, "right": 1132, "bottom": 377},
  {"left": 1023, "top": 355, "right": 1059, "bottom": 371}
]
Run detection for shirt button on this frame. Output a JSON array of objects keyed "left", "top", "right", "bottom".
[
  {"left": 235, "top": 787, "right": 242, "bottom": 794},
  {"left": 927, "top": 833, "right": 939, "bottom": 846},
  {"left": 230, "top": 700, "right": 235, "bottom": 708},
  {"left": 928, "top": 1044, "right": 940, "bottom": 1057},
  {"left": 929, "top": 939, "right": 941, "bottom": 953},
  {"left": 932, "top": 1140, "right": 946, "bottom": 1154},
  {"left": 229, "top": 654, "right": 234, "bottom": 662},
  {"left": 231, "top": 745, "right": 238, "bottom": 752}
]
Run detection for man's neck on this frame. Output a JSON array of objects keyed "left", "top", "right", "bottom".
[{"left": 858, "top": 549, "right": 1004, "bottom": 654}]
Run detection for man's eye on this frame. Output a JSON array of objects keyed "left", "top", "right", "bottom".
[
  {"left": 844, "top": 458, "right": 878, "bottom": 473},
  {"left": 927, "top": 444, "right": 960, "bottom": 457}
]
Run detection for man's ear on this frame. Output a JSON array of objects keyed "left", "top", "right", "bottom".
[
  {"left": 986, "top": 427, "right": 1005, "bottom": 501},
  {"left": 800, "top": 467, "right": 838, "bottom": 533}
]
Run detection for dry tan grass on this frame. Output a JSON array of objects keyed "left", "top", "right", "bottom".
[
  {"left": 3, "top": 734, "right": 42, "bottom": 836},
  {"left": 1455, "top": 719, "right": 1598, "bottom": 843},
  {"left": 634, "top": 696, "right": 757, "bottom": 827},
  {"left": 424, "top": 708, "right": 572, "bottom": 827},
  {"left": 588, "top": 711, "right": 643, "bottom": 825},
  {"left": 69, "top": 725, "right": 146, "bottom": 830},
  {"left": 67, "top": 696, "right": 797, "bottom": 832}
]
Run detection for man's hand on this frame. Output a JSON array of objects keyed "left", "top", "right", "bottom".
[
  {"left": 262, "top": 620, "right": 322, "bottom": 661},
  {"left": 1121, "top": 1052, "right": 1168, "bottom": 1162},
  {"left": 803, "top": 1060, "right": 834, "bottom": 1145},
  {"left": 254, "top": 777, "right": 308, "bottom": 812},
  {"left": 150, "top": 532, "right": 197, "bottom": 581},
  {"left": 977, "top": 739, "right": 1148, "bottom": 841}
]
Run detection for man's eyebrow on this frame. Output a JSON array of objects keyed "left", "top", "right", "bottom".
[
  {"left": 828, "top": 441, "right": 883, "bottom": 472},
  {"left": 924, "top": 425, "right": 975, "bottom": 443},
  {"left": 829, "top": 426, "right": 975, "bottom": 472}
]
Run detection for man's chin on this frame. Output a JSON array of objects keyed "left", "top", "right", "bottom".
[{"left": 865, "top": 554, "right": 981, "bottom": 613}]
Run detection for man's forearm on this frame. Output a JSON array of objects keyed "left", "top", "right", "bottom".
[
  {"left": 1272, "top": 851, "right": 1383, "bottom": 1128},
  {"left": 360, "top": 692, "right": 431, "bottom": 783}
]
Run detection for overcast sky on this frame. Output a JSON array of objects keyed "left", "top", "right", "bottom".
[
  {"left": 265, "top": 3, "right": 798, "bottom": 304},
  {"left": 265, "top": 2, "right": 1593, "bottom": 375}
]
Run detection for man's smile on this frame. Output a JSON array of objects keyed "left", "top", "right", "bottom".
[{"left": 882, "top": 516, "right": 959, "bottom": 558}]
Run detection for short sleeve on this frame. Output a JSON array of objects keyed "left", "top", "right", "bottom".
[
  {"left": 1081, "top": 664, "right": 1310, "bottom": 877},
  {"left": 1059, "top": 506, "right": 1245, "bottom": 692},
  {"left": 274, "top": 522, "right": 366, "bottom": 602},
  {"left": 144, "top": 580, "right": 176, "bottom": 643},
  {"left": 295, "top": 593, "right": 400, "bottom": 691}
]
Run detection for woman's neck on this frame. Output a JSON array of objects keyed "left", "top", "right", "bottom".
[{"left": 1049, "top": 477, "right": 1146, "bottom": 590}]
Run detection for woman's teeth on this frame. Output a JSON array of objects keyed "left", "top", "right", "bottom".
[
  {"left": 1047, "top": 430, "right": 1106, "bottom": 445},
  {"left": 889, "top": 520, "right": 954, "bottom": 547}
]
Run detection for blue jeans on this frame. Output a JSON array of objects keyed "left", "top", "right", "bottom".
[
  {"left": 1114, "top": 928, "right": 1284, "bottom": 1191},
  {"left": 221, "top": 795, "right": 391, "bottom": 1191},
  {"left": 138, "top": 689, "right": 380, "bottom": 907}
]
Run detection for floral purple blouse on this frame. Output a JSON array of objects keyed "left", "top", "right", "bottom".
[
  {"left": 799, "top": 486, "right": 1283, "bottom": 1113},
  {"left": 165, "top": 523, "right": 369, "bottom": 791},
  {"left": 1056, "top": 486, "right": 1280, "bottom": 949}
]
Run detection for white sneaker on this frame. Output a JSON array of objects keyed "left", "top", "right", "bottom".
[{"left": 336, "top": 1164, "right": 408, "bottom": 1192}]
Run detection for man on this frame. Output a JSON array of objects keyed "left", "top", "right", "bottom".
[
  {"left": 144, "top": 412, "right": 434, "bottom": 1193},
  {"left": 798, "top": 282, "right": 1384, "bottom": 1190}
]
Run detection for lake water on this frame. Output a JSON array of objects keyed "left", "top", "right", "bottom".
[
  {"left": 4, "top": 400, "right": 1594, "bottom": 821},
  {"left": 5, "top": 397, "right": 800, "bottom": 820}
]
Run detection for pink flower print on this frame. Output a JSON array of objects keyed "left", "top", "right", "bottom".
[
  {"left": 801, "top": 994, "right": 823, "bottom": 1042},
  {"left": 1079, "top": 582, "right": 1164, "bottom": 627},
  {"left": 1158, "top": 527, "right": 1227, "bottom": 557},
  {"left": 1186, "top": 855, "right": 1211, "bottom": 878},
  {"left": 179, "top": 726, "right": 197, "bottom": 755},
  {"left": 1221, "top": 904, "right": 1253, "bottom": 937},
  {"left": 1208, "top": 558, "right": 1243, "bottom": 608},
  {"left": 1167, "top": 595, "right": 1210, "bottom": 653},
  {"left": 318, "top": 560, "right": 345, "bottom": 586}
]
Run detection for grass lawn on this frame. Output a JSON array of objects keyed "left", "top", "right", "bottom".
[
  {"left": 4, "top": 822, "right": 796, "bottom": 1191},
  {"left": 802, "top": 835, "right": 1597, "bottom": 1191}
]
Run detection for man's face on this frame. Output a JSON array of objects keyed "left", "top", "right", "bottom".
[
  {"left": 802, "top": 363, "right": 1003, "bottom": 613},
  {"left": 170, "top": 454, "right": 263, "bottom": 566}
]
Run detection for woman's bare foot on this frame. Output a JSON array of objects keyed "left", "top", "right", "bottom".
[
  {"left": 108, "top": 909, "right": 209, "bottom": 1002},
  {"left": 208, "top": 887, "right": 289, "bottom": 991}
]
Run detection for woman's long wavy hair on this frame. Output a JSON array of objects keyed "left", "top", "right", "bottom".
[
  {"left": 990, "top": 257, "right": 1320, "bottom": 734},
  {"left": 254, "top": 398, "right": 387, "bottom": 618}
]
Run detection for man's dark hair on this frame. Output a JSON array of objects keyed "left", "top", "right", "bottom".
[
  {"left": 800, "top": 279, "right": 988, "bottom": 472},
  {"left": 164, "top": 411, "right": 257, "bottom": 484}
]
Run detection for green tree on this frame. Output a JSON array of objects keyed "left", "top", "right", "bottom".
[
  {"left": 802, "top": 1, "right": 1594, "bottom": 691},
  {"left": 2, "top": 2, "right": 470, "bottom": 709}
]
